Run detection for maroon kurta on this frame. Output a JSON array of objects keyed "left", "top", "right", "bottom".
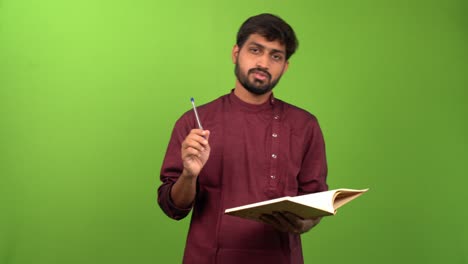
[{"left": 158, "top": 91, "right": 328, "bottom": 264}]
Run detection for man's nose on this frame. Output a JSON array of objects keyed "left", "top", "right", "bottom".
[{"left": 256, "top": 54, "right": 270, "bottom": 69}]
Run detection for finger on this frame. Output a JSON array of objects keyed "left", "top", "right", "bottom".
[
  {"left": 195, "top": 132, "right": 210, "bottom": 149},
  {"left": 309, "top": 217, "right": 322, "bottom": 227},
  {"left": 182, "top": 143, "right": 203, "bottom": 157},
  {"left": 273, "top": 212, "right": 301, "bottom": 233},
  {"left": 202, "top": 130, "right": 210, "bottom": 141},
  {"left": 190, "top": 128, "right": 210, "bottom": 142},
  {"left": 260, "top": 214, "right": 287, "bottom": 232},
  {"left": 285, "top": 213, "right": 322, "bottom": 233},
  {"left": 183, "top": 147, "right": 202, "bottom": 158},
  {"left": 183, "top": 137, "right": 207, "bottom": 152},
  {"left": 282, "top": 212, "right": 303, "bottom": 226},
  {"left": 282, "top": 212, "right": 307, "bottom": 232},
  {"left": 190, "top": 128, "right": 205, "bottom": 136},
  {"left": 190, "top": 129, "right": 210, "bottom": 142}
]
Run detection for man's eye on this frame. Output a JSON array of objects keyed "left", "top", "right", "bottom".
[
  {"left": 272, "top": 54, "right": 283, "bottom": 61},
  {"left": 250, "top": 48, "right": 259, "bottom": 53}
]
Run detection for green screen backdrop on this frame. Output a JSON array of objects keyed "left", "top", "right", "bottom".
[{"left": 1, "top": 0, "right": 467, "bottom": 263}]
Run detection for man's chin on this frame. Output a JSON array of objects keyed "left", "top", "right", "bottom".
[
  {"left": 251, "top": 80, "right": 270, "bottom": 90},
  {"left": 245, "top": 85, "right": 271, "bottom": 95},
  {"left": 252, "top": 77, "right": 269, "bottom": 85}
]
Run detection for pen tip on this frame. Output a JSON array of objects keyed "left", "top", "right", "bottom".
[{"left": 190, "top": 97, "right": 194, "bottom": 102}]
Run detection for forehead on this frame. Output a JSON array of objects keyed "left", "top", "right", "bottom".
[{"left": 243, "top": 33, "right": 286, "bottom": 53}]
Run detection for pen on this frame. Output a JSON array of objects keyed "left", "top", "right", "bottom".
[{"left": 190, "top": 97, "right": 204, "bottom": 130}]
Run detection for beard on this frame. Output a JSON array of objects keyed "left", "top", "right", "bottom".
[{"left": 234, "top": 62, "right": 283, "bottom": 95}]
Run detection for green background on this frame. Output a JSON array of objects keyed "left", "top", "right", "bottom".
[{"left": 1, "top": 0, "right": 467, "bottom": 263}]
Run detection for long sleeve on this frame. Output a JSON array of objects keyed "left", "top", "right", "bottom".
[
  {"left": 297, "top": 115, "right": 328, "bottom": 195},
  {"left": 157, "top": 113, "right": 194, "bottom": 220}
]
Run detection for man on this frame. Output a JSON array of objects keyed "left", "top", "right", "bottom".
[{"left": 158, "top": 13, "right": 328, "bottom": 263}]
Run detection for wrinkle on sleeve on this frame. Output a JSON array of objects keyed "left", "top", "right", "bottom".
[
  {"left": 298, "top": 116, "right": 328, "bottom": 195},
  {"left": 157, "top": 113, "right": 194, "bottom": 220}
]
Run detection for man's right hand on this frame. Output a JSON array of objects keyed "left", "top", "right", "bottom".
[{"left": 181, "top": 129, "right": 211, "bottom": 178}]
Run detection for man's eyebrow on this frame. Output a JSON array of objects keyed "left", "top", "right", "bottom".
[{"left": 248, "top": 41, "right": 285, "bottom": 54}]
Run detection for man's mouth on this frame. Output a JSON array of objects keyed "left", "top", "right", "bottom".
[{"left": 250, "top": 69, "right": 270, "bottom": 81}]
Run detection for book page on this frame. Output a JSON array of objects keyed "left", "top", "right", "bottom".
[
  {"left": 332, "top": 189, "right": 369, "bottom": 210},
  {"left": 289, "top": 190, "right": 337, "bottom": 213},
  {"left": 225, "top": 199, "right": 334, "bottom": 221},
  {"left": 225, "top": 188, "right": 369, "bottom": 222},
  {"left": 225, "top": 196, "right": 292, "bottom": 212}
]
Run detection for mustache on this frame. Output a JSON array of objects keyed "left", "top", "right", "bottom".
[{"left": 248, "top": 67, "right": 271, "bottom": 79}]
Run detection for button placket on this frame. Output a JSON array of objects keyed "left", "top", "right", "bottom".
[{"left": 268, "top": 112, "right": 280, "bottom": 188}]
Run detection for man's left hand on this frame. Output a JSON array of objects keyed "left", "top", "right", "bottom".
[{"left": 259, "top": 212, "right": 321, "bottom": 234}]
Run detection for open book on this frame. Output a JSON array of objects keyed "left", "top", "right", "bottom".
[{"left": 225, "top": 188, "right": 369, "bottom": 222}]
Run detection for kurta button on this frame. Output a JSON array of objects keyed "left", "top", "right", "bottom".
[
  {"left": 270, "top": 175, "right": 276, "bottom": 179},
  {"left": 274, "top": 115, "right": 279, "bottom": 120},
  {"left": 272, "top": 133, "right": 278, "bottom": 138},
  {"left": 271, "top": 154, "right": 277, "bottom": 159}
]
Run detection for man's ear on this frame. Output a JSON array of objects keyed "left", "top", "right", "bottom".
[{"left": 232, "top": 45, "right": 239, "bottom": 64}]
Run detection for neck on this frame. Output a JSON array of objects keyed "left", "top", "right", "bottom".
[{"left": 233, "top": 80, "right": 271, "bottom": 105}]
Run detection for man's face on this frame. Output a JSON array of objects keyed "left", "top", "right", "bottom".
[{"left": 233, "top": 34, "right": 289, "bottom": 95}]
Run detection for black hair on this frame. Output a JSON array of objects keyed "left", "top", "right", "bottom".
[{"left": 236, "top": 13, "right": 298, "bottom": 60}]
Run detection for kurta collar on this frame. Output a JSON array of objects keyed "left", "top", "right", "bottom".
[{"left": 228, "top": 89, "right": 276, "bottom": 112}]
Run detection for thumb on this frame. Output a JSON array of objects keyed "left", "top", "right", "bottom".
[{"left": 203, "top": 130, "right": 210, "bottom": 141}]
